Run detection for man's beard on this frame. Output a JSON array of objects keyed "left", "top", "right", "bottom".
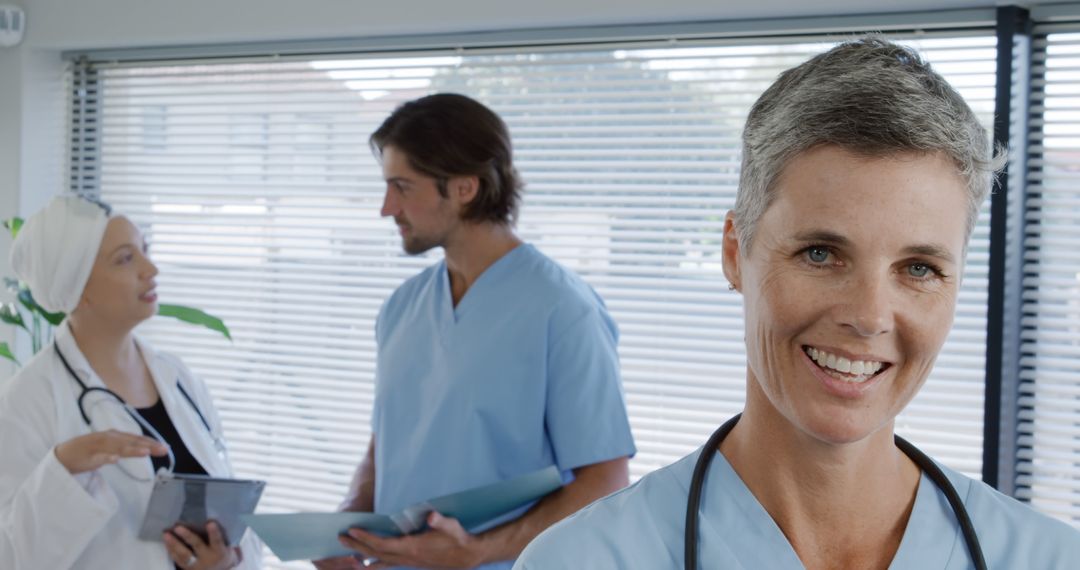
[{"left": 402, "top": 234, "right": 439, "bottom": 255}]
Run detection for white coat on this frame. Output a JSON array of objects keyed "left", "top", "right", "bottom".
[{"left": 0, "top": 321, "right": 262, "bottom": 569}]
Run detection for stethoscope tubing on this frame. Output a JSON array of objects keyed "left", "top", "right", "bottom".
[
  {"left": 53, "top": 342, "right": 221, "bottom": 474},
  {"left": 55, "top": 343, "right": 213, "bottom": 433},
  {"left": 684, "top": 414, "right": 987, "bottom": 570}
]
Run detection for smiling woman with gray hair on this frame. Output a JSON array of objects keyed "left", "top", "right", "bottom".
[{"left": 514, "top": 38, "right": 1080, "bottom": 569}]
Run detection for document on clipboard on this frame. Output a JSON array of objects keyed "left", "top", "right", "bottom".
[
  {"left": 243, "top": 465, "right": 563, "bottom": 562},
  {"left": 138, "top": 472, "right": 266, "bottom": 546}
]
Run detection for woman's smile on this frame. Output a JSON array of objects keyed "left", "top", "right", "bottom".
[{"left": 800, "top": 344, "right": 892, "bottom": 400}]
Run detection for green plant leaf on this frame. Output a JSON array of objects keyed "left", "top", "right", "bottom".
[
  {"left": 158, "top": 304, "right": 232, "bottom": 341},
  {"left": 16, "top": 289, "right": 66, "bottom": 326},
  {"left": 0, "top": 342, "right": 18, "bottom": 366},
  {"left": 0, "top": 303, "right": 27, "bottom": 332},
  {"left": 3, "top": 217, "right": 23, "bottom": 239}
]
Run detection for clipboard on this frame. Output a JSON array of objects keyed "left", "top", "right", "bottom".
[
  {"left": 138, "top": 471, "right": 266, "bottom": 547},
  {"left": 243, "top": 465, "right": 563, "bottom": 562}
]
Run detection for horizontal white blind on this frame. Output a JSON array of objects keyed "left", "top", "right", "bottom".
[
  {"left": 81, "top": 32, "right": 997, "bottom": 567},
  {"left": 1018, "top": 27, "right": 1080, "bottom": 529}
]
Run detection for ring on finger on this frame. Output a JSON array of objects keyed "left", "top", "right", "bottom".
[{"left": 183, "top": 554, "right": 198, "bottom": 568}]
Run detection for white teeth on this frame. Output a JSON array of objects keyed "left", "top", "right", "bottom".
[{"left": 805, "top": 346, "right": 885, "bottom": 382}]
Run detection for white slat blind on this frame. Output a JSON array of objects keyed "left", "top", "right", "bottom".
[
  {"left": 76, "top": 32, "right": 998, "bottom": 566},
  {"left": 1019, "top": 26, "right": 1080, "bottom": 528}
]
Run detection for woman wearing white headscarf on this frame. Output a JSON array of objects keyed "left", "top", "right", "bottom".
[{"left": 0, "top": 195, "right": 261, "bottom": 569}]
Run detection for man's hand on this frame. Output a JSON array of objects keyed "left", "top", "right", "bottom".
[{"left": 337, "top": 512, "right": 488, "bottom": 570}]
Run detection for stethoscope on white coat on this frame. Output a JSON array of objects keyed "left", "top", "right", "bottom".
[
  {"left": 685, "top": 414, "right": 988, "bottom": 570},
  {"left": 54, "top": 343, "right": 228, "bottom": 477}
]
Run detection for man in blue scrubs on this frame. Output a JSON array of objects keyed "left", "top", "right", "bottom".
[
  {"left": 315, "top": 93, "right": 636, "bottom": 570},
  {"left": 513, "top": 38, "right": 1080, "bottom": 569}
]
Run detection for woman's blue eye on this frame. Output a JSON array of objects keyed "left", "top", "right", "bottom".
[{"left": 807, "top": 247, "right": 829, "bottom": 263}]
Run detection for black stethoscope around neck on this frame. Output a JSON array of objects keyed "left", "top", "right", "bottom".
[
  {"left": 53, "top": 342, "right": 225, "bottom": 467},
  {"left": 684, "top": 414, "right": 987, "bottom": 570}
]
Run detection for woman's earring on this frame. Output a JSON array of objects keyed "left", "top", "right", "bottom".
[{"left": 727, "top": 283, "right": 737, "bottom": 291}]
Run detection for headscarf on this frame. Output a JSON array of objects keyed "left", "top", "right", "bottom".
[{"left": 10, "top": 195, "right": 112, "bottom": 314}]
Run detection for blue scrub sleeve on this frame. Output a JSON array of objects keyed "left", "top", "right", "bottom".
[{"left": 544, "top": 305, "right": 636, "bottom": 472}]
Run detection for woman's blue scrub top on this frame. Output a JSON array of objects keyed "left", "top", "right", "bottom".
[{"left": 516, "top": 446, "right": 1080, "bottom": 569}]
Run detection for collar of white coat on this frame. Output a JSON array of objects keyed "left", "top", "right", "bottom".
[{"left": 54, "top": 320, "right": 174, "bottom": 395}]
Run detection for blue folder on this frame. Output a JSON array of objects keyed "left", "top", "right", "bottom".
[{"left": 242, "top": 465, "right": 563, "bottom": 562}]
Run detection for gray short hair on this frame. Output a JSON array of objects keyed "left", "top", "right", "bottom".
[{"left": 734, "top": 37, "right": 1004, "bottom": 253}]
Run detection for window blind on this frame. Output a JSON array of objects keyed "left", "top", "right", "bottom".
[
  {"left": 1019, "top": 25, "right": 1080, "bottom": 528},
  {"left": 72, "top": 31, "right": 998, "bottom": 567}
]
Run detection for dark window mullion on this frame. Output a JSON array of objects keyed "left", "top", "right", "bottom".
[{"left": 983, "top": 5, "right": 1032, "bottom": 495}]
